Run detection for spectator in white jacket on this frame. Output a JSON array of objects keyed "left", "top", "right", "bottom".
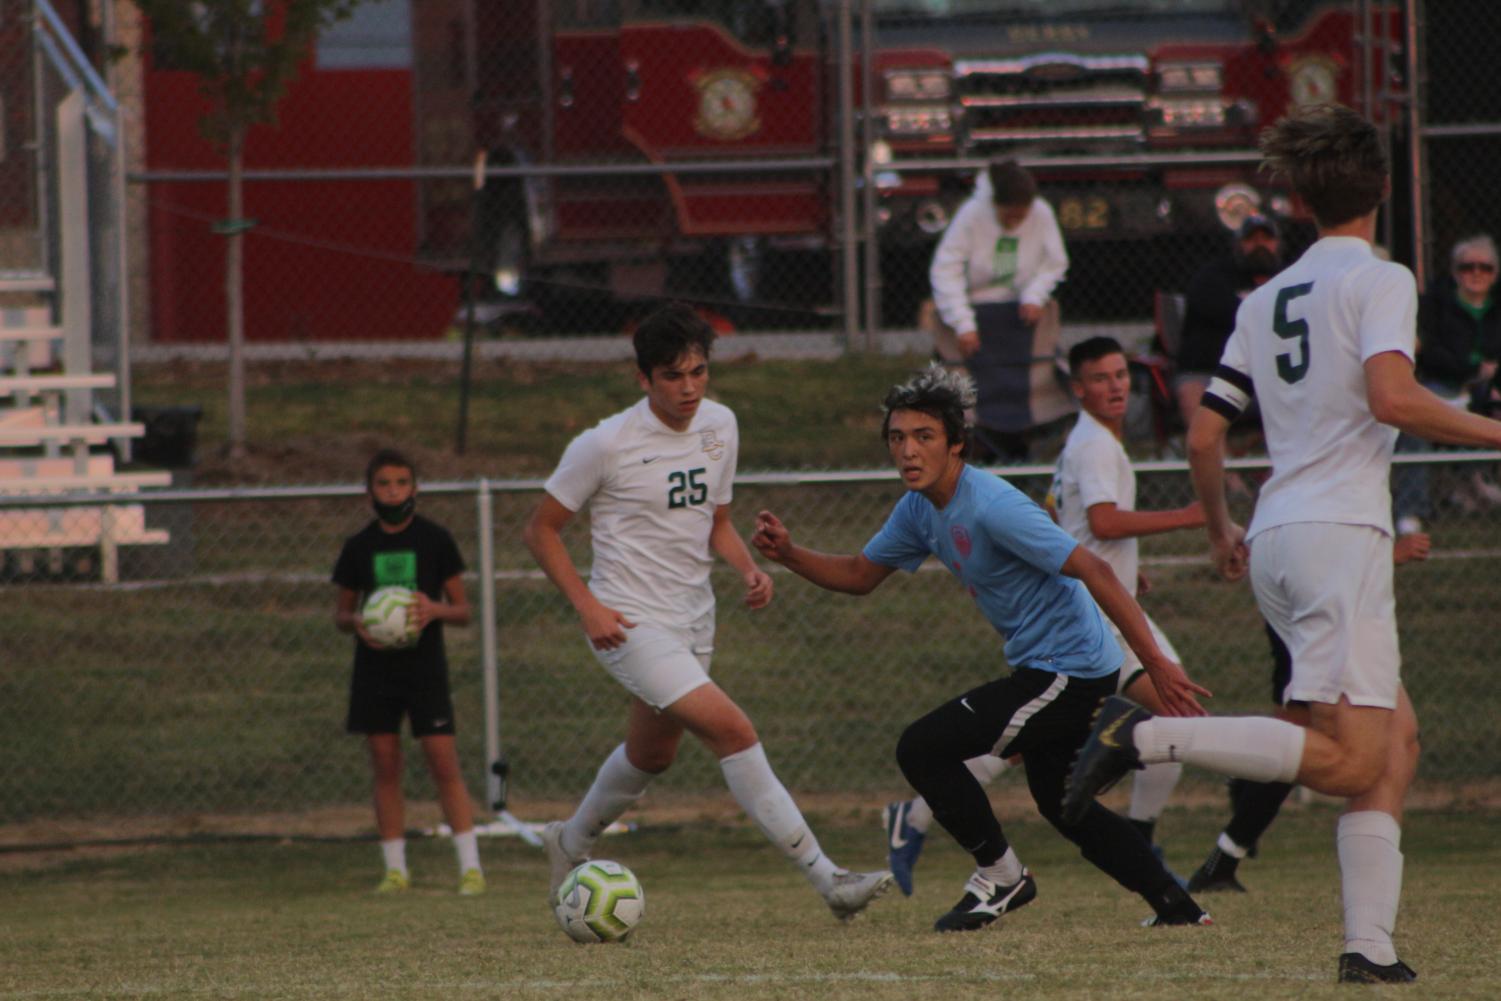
[{"left": 929, "top": 160, "right": 1069, "bottom": 359}]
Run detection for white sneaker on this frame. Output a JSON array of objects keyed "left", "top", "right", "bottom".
[
  {"left": 540, "top": 820, "right": 585, "bottom": 899},
  {"left": 823, "top": 869, "right": 894, "bottom": 922}
]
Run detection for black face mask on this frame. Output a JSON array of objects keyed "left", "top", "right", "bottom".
[{"left": 372, "top": 495, "right": 416, "bottom": 526}]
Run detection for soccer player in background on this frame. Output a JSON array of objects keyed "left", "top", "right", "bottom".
[
  {"left": 1065, "top": 104, "right": 1501, "bottom": 983},
  {"left": 881, "top": 337, "right": 1206, "bottom": 896},
  {"left": 332, "top": 449, "right": 483, "bottom": 895},
  {"left": 753, "top": 365, "right": 1213, "bottom": 932},
  {"left": 523, "top": 303, "right": 892, "bottom": 921}
]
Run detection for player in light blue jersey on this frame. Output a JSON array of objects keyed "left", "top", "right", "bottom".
[{"left": 753, "top": 365, "right": 1212, "bottom": 932}]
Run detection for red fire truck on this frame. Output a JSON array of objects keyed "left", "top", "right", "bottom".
[{"left": 415, "top": 0, "right": 1403, "bottom": 324}]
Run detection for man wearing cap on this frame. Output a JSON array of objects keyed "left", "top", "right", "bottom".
[{"left": 1173, "top": 215, "right": 1284, "bottom": 427}]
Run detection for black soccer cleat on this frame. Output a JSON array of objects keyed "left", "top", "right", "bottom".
[
  {"left": 1061, "top": 696, "right": 1150, "bottom": 826},
  {"left": 1338, "top": 952, "right": 1417, "bottom": 984},
  {"left": 933, "top": 869, "right": 1037, "bottom": 932},
  {"left": 1187, "top": 846, "right": 1248, "bottom": 894}
]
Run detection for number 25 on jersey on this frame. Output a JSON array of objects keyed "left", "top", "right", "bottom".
[{"left": 668, "top": 468, "right": 708, "bottom": 509}]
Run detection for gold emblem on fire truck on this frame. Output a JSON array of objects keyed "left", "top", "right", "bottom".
[
  {"left": 1288, "top": 54, "right": 1340, "bottom": 107},
  {"left": 693, "top": 68, "right": 762, "bottom": 141}
]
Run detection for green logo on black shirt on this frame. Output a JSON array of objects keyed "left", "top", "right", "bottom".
[{"left": 373, "top": 550, "right": 417, "bottom": 589}]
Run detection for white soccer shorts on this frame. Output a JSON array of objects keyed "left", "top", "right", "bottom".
[
  {"left": 1249, "top": 522, "right": 1400, "bottom": 709},
  {"left": 590, "top": 612, "right": 715, "bottom": 710}
]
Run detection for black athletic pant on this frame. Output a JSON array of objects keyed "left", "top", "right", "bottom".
[
  {"left": 1220, "top": 623, "right": 1300, "bottom": 851},
  {"left": 896, "top": 666, "right": 1188, "bottom": 909}
]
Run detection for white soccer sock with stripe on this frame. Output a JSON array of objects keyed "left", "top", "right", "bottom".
[
  {"left": 1338, "top": 811, "right": 1404, "bottom": 966},
  {"left": 562, "top": 743, "right": 655, "bottom": 859},
  {"left": 452, "top": 830, "right": 481, "bottom": 874},
  {"left": 380, "top": 838, "right": 407, "bottom": 876},
  {"left": 905, "top": 755, "right": 1012, "bottom": 835},
  {"left": 721, "top": 742, "right": 840, "bottom": 895},
  {"left": 1128, "top": 761, "right": 1183, "bottom": 824},
  {"left": 1133, "top": 716, "right": 1304, "bottom": 784}
]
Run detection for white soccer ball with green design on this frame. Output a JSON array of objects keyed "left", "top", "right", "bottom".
[
  {"left": 361, "top": 586, "right": 419, "bottom": 648},
  {"left": 553, "top": 860, "right": 644, "bottom": 943}
]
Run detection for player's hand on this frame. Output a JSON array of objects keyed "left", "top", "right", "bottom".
[
  {"left": 1018, "top": 303, "right": 1043, "bottom": 326},
  {"left": 1393, "top": 531, "right": 1431, "bottom": 565},
  {"left": 1209, "top": 522, "right": 1249, "bottom": 581},
  {"left": 751, "top": 510, "right": 793, "bottom": 563},
  {"left": 354, "top": 621, "right": 387, "bottom": 650},
  {"left": 743, "top": 568, "right": 774, "bottom": 610},
  {"left": 1136, "top": 571, "right": 1152, "bottom": 595},
  {"left": 956, "top": 330, "right": 981, "bottom": 357},
  {"left": 580, "top": 599, "right": 635, "bottom": 651},
  {"left": 1143, "top": 657, "right": 1212, "bottom": 717},
  {"left": 1180, "top": 499, "right": 1207, "bottom": 527},
  {"left": 409, "top": 591, "right": 437, "bottom": 630}
]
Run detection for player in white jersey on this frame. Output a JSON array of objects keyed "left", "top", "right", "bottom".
[
  {"left": 1065, "top": 105, "right": 1501, "bottom": 984},
  {"left": 524, "top": 303, "right": 892, "bottom": 921},
  {"left": 881, "top": 337, "right": 1204, "bottom": 895}
]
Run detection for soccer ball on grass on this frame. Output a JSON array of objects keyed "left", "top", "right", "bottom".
[
  {"left": 361, "top": 586, "right": 419, "bottom": 648},
  {"left": 553, "top": 860, "right": 644, "bottom": 943}
]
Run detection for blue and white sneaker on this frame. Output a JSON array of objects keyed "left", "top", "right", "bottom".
[{"left": 883, "top": 800, "right": 927, "bottom": 897}]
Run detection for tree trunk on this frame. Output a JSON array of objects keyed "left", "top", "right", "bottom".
[{"left": 226, "top": 126, "right": 246, "bottom": 461}]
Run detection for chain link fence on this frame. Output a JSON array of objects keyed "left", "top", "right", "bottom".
[
  {"left": 106, "top": 0, "right": 1414, "bottom": 353},
  {"left": 4, "top": 457, "right": 1499, "bottom": 841}
]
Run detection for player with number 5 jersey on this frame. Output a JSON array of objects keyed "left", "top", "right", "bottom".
[
  {"left": 1065, "top": 104, "right": 1501, "bottom": 984},
  {"left": 524, "top": 303, "right": 893, "bottom": 921}
]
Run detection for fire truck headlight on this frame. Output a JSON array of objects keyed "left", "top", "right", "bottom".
[
  {"left": 1153, "top": 99, "right": 1227, "bottom": 129},
  {"left": 886, "top": 70, "right": 951, "bottom": 102},
  {"left": 1214, "top": 183, "right": 1262, "bottom": 231},
  {"left": 884, "top": 106, "right": 953, "bottom": 135},
  {"left": 1158, "top": 61, "right": 1222, "bottom": 93}
]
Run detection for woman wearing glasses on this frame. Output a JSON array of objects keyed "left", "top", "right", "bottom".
[{"left": 1393, "top": 234, "right": 1501, "bottom": 532}]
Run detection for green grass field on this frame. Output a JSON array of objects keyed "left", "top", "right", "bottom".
[{"left": 3, "top": 807, "right": 1498, "bottom": 1000}]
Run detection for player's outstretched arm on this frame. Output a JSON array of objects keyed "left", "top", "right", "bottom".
[
  {"left": 1085, "top": 500, "right": 1206, "bottom": 541},
  {"left": 1187, "top": 403, "right": 1248, "bottom": 580},
  {"left": 751, "top": 510, "right": 896, "bottom": 595},
  {"left": 1367, "top": 351, "right": 1501, "bottom": 447},
  {"left": 523, "top": 493, "right": 636, "bottom": 650},
  {"left": 711, "top": 505, "right": 773, "bottom": 610},
  {"left": 1061, "top": 545, "right": 1210, "bottom": 716}
]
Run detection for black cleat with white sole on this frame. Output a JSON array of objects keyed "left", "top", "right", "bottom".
[{"left": 933, "top": 869, "right": 1037, "bottom": 932}]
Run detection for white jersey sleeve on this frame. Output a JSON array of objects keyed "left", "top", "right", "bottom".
[
  {"left": 1347, "top": 261, "right": 1418, "bottom": 364},
  {"left": 544, "top": 423, "right": 614, "bottom": 512}
]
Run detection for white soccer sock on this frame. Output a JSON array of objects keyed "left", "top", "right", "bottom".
[
  {"left": 977, "top": 846, "right": 1024, "bottom": 887},
  {"left": 965, "top": 753, "right": 1012, "bottom": 786},
  {"left": 380, "top": 838, "right": 407, "bottom": 875},
  {"left": 562, "top": 743, "right": 655, "bottom": 859},
  {"left": 1338, "top": 811, "right": 1404, "bottom": 966},
  {"left": 720, "top": 742, "right": 840, "bottom": 895},
  {"left": 452, "top": 830, "right": 481, "bottom": 874},
  {"left": 1133, "top": 717, "right": 1304, "bottom": 784},
  {"left": 905, "top": 796, "right": 934, "bottom": 834},
  {"left": 1217, "top": 831, "right": 1250, "bottom": 859},
  {"left": 905, "top": 755, "right": 1011, "bottom": 835},
  {"left": 1127, "top": 761, "right": 1182, "bottom": 823}
]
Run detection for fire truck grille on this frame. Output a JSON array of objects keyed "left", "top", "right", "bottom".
[{"left": 954, "top": 55, "right": 1149, "bottom": 150}]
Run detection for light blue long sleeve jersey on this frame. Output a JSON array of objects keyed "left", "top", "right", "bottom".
[{"left": 863, "top": 464, "right": 1121, "bottom": 679}]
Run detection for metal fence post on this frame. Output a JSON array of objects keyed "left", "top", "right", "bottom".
[
  {"left": 837, "top": 0, "right": 859, "bottom": 351},
  {"left": 477, "top": 479, "right": 501, "bottom": 814}
]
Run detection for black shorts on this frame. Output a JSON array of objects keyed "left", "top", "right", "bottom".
[{"left": 346, "top": 664, "right": 456, "bottom": 738}]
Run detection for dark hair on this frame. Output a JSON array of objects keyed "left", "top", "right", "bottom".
[
  {"left": 366, "top": 448, "right": 415, "bottom": 486},
  {"left": 988, "top": 159, "right": 1038, "bottom": 207},
  {"left": 633, "top": 302, "right": 715, "bottom": 376},
  {"left": 1259, "top": 104, "right": 1387, "bottom": 228},
  {"left": 1068, "top": 336, "right": 1126, "bottom": 377},
  {"left": 880, "top": 364, "right": 975, "bottom": 448}
]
